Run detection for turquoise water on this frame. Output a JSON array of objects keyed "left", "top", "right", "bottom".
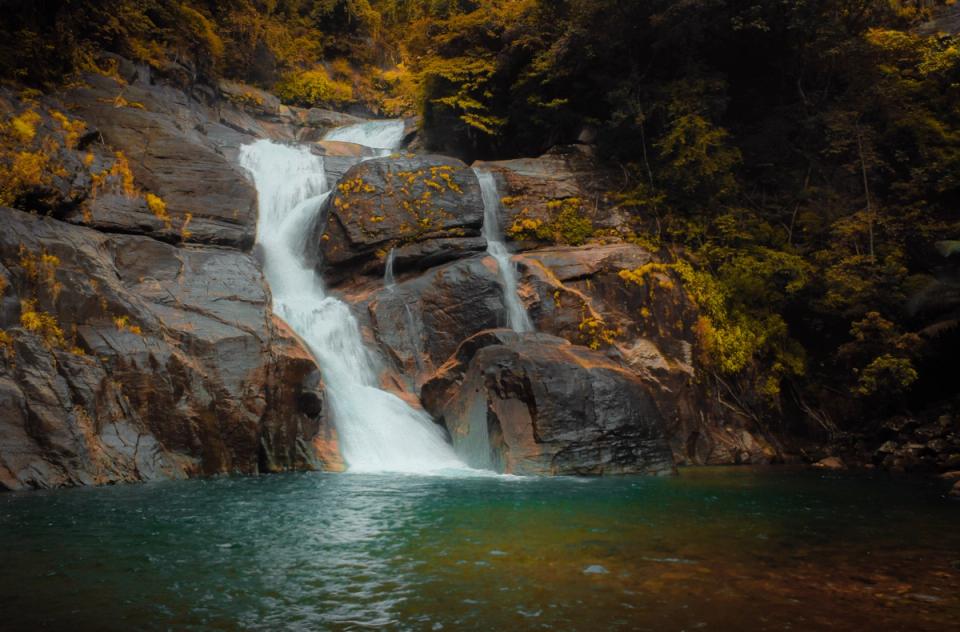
[{"left": 1, "top": 467, "right": 958, "bottom": 630}]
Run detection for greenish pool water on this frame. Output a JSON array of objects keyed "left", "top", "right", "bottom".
[{"left": 1, "top": 467, "right": 958, "bottom": 631}]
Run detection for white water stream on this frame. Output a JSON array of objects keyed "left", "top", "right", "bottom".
[
  {"left": 323, "top": 119, "right": 406, "bottom": 155},
  {"left": 474, "top": 168, "right": 534, "bottom": 333},
  {"left": 384, "top": 247, "right": 397, "bottom": 291},
  {"left": 240, "top": 128, "right": 465, "bottom": 473}
]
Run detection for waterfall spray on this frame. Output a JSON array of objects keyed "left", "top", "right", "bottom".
[
  {"left": 240, "top": 140, "right": 464, "bottom": 473},
  {"left": 474, "top": 168, "right": 534, "bottom": 333}
]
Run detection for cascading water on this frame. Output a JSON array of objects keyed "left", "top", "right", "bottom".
[
  {"left": 323, "top": 119, "right": 406, "bottom": 155},
  {"left": 384, "top": 248, "right": 397, "bottom": 291},
  {"left": 473, "top": 168, "right": 534, "bottom": 333},
  {"left": 239, "top": 140, "right": 464, "bottom": 473}
]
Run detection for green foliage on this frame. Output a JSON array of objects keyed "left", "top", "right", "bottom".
[
  {"left": 276, "top": 67, "right": 354, "bottom": 107},
  {"left": 854, "top": 354, "right": 918, "bottom": 398},
  {"left": 508, "top": 198, "right": 594, "bottom": 246}
]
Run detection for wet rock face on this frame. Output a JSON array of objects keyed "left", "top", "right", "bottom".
[
  {"left": 509, "top": 244, "right": 782, "bottom": 467},
  {"left": 364, "top": 256, "right": 505, "bottom": 387},
  {"left": 62, "top": 73, "right": 259, "bottom": 248},
  {"left": 475, "top": 145, "right": 630, "bottom": 247},
  {"left": 0, "top": 208, "right": 337, "bottom": 490},
  {"left": 317, "top": 155, "right": 485, "bottom": 284},
  {"left": 421, "top": 330, "right": 675, "bottom": 476}
]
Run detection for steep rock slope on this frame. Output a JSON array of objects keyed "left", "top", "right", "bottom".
[{"left": 0, "top": 64, "right": 346, "bottom": 490}]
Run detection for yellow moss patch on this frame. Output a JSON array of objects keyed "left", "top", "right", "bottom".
[
  {"left": 112, "top": 151, "right": 136, "bottom": 197},
  {"left": 20, "top": 299, "right": 66, "bottom": 349},
  {"left": 145, "top": 193, "right": 171, "bottom": 228},
  {"left": 180, "top": 212, "right": 193, "bottom": 240},
  {"left": 276, "top": 67, "right": 353, "bottom": 107},
  {"left": 578, "top": 313, "right": 620, "bottom": 350},
  {"left": 0, "top": 329, "right": 14, "bottom": 360},
  {"left": 18, "top": 245, "right": 62, "bottom": 301},
  {"left": 50, "top": 111, "right": 86, "bottom": 148},
  {"left": 113, "top": 315, "right": 143, "bottom": 336},
  {"left": 508, "top": 198, "right": 593, "bottom": 246},
  {"left": 10, "top": 110, "right": 41, "bottom": 143}
]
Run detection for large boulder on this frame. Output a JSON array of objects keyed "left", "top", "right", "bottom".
[
  {"left": 317, "top": 154, "right": 485, "bottom": 284},
  {"left": 421, "top": 330, "right": 675, "bottom": 476},
  {"left": 357, "top": 255, "right": 505, "bottom": 388},
  {"left": 511, "top": 244, "right": 781, "bottom": 466},
  {"left": 0, "top": 208, "right": 339, "bottom": 490}
]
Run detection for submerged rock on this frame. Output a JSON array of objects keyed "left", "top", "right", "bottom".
[
  {"left": 422, "top": 330, "right": 675, "bottom": 476},
  {"left": 813, "top": 456, "right": 847, "bottom": 470}
]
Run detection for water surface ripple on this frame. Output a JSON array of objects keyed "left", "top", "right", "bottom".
[{"left": 1, "top": 468, "right": 959, "bottom": 630}]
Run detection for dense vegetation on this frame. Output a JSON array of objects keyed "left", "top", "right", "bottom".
[{"left": 1, "top": 0, "right": 958, "bottom": 443}]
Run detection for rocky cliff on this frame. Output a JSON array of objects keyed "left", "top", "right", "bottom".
[{"left": 0, "top": 58, "right": 780, "bottom": 489}]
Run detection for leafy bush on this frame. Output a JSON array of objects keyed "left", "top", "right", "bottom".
[{"left": 275, "top": 68, "right": 354, "bottom": 107}]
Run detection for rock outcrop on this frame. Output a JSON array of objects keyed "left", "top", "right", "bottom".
[
  {"left": 60, "top": 73, "right": 259, "bottom": 247},
  {"left": 0, "top": 54, "right": 793, "bottom": 489},
  {"left": 317, "top": 155, "right": 485, "bottom": 284},
  {"left": 475, "top": 145, "right": 631, "bottom": 248},
  {"left": 0, "top": 66, "right": 352, "bottom": 490},
  {"left": 421, "top": 330, "right": 675, "bottom": 476},
  {"left": 0, "top": 208, "right": 340, "bottom": 490}
]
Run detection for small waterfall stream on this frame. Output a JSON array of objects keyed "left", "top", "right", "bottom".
[
  {"left": 323, "top": 120, "right": 406, "bottom": 156},
  {"left": 474, "top": 168, "right": 534, "bottom": 333},
  {"left": 240, "top": 134, "right": 465, "bottom": 473},
  {"left": 383, "top": 248, "right": 397, "bottom": 291}
]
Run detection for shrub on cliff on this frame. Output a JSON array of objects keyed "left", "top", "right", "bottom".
[{"left": 276, "top": 67, "right": 354, "bottom": 108}]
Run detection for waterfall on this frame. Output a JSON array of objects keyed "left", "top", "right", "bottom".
[
  {"left": 384, "top": 248, "right": 397, "bottom": 291},
  {"left": 239, "top": 140, "right": 464, "bottom": 473},
  {"left": 473, "top": 168, "right": 534, "bottom": 333},
  {"left": 323, "top": 119, "right": 406, "bottom": 155}
]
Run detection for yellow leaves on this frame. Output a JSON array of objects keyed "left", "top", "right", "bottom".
[
  {"left": 50, "top": 111, "right": 86, "bottom": 148},
  {"left": 180, "top": 212, "right": 193, "bottom": 240},
  {"left": 178, "top": 4, "right": 224, "bottom": 65},
  {"left": 20, "top": 299, "right": 66, "bottom": 349},
  {"left": 618, "top": 263, "right": 675, "bottom": 290},
  {"left": 865, "top": 28, "right": 916, "bottom": 53},
  {"left": 18, "top": 245, "right": 62, "bottom": 301},
  {"left": 0, "top": 106, "right": 93, "bottom": 206},
  {"left": 508, "top": 198, "right": 592, "bottom": 245},
  {"left": 111, "top": 151, "right": 136, "bottom": 197},
  {"left": 10, "top": 110, "right": 41, "bottom": 143},
  {"left": 276, "top": 68, "right": 353, "bottom": 107},
  {"left": 111, "top": 94, "right": 146, "bottom": 110},
  {"left": 338, "top": 177, "right": 369, "bottom": 195},
  {"left": 435, "top": 168, "right": 462, "bottom": 193},
  {"left": 578, "top": 313, "right": 619, "bottom": 350},
  {"left": 113, "top": 315, "right": 142, "bottom": 336},
  {"left": 145, "top": 193, "right": 171, "bottom": 228},
  {"left": 0, "top": 329, "right": 13, "bottom": 360},
  {"left": 10, "top": 151, "right": 48, "bottom": 187}
]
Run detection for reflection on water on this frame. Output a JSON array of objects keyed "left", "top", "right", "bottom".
[{"left": 1, "top": 468, "right": 958, "bottom": 630}]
